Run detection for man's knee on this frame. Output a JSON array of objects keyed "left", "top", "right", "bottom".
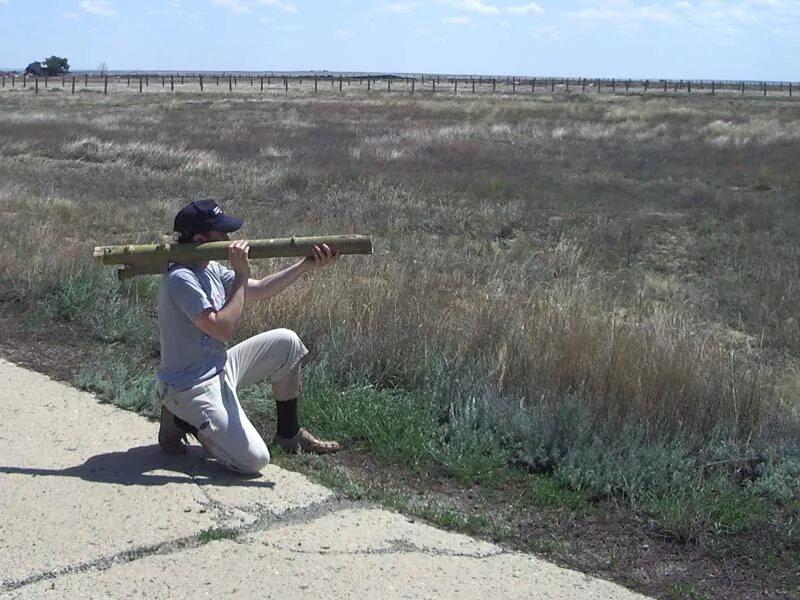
[
  {"left": 230, "top": 445, "right": 271, "bottom": 474},
  {"left": 272, "top": 328, "right": 304, "bottom": 358}
]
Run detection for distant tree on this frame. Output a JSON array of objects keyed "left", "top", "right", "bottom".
[
  {"left": 43, "top": 56, "right": 70, "bottom": 76},
  {"left": 97, "top": 61, "right": 108, "bottom": 76},
  {"left": 25, "top": 62, "right": 43, "bottom": 76}
]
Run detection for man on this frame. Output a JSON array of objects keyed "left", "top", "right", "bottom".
[{"left": 156, "top": 198, "right": 339, "bottom": 474}]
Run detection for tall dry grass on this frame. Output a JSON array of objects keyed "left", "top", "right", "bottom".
[{"left": 0, "top": 89, "right": 798, "bottom": 449}]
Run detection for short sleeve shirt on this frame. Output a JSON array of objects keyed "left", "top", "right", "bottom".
[{"left": 157, "top": 261, "right": 236, "bottom": 388}]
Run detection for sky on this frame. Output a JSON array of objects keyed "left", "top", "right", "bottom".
[{"left": 0, "top": 0, "right": 797, "bottom": 81}]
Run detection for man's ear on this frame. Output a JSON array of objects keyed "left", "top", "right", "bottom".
[{"left": 192, "top": 233, "right": 206, "bottom": 243}]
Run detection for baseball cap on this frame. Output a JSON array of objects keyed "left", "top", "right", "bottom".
[{"left": 174, "top": 199, "right": 243, "bottom": 241}]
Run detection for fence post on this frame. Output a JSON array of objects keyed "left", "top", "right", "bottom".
[
  {"left": 260, "top": 75, "right": 264, "bottom": 91},
  {"left": 250, "top": 75, "right": 253, "bottom": 86},
  {"left": 84, "top": 74, "right": 88, "bottom": 87},
  {"left": 62, "top": 75, "right": 65, "bottom": 87},
  {"left": 582, "top": 78, "right": 586, "bottom": 92},
  {"left": 199, "top": 74, "right": 204, "bottom": 91},
  {"left": 644, "top": 79, "right": 649, "bottom": 92},
  {"left": 411, "top": 78, "right": 415, "bottom": 95},
  {"left": 763, "top": 82, "right": 767, "bottom": 96},
  {"left": 611, "top": 79, "right": 615, "bottom": 93},
  {"left": 432, "top": 79, "right": 436, "bottom": 93},
  {"left": 146, "top": 75, "right": 149, "bottom": 87},
  {"left": 367, "top": 77, "right": 371, "bottom": 91},
  {"left": 170, "top": 75, "right": 174, "bottom": 92},
  {"left": 162, "top": 75, "right": 165, "bottom": 87},
  {"left": 532, "top": 78, "right": 536, "bottom": 93},
  {"left": 456, "top": 79, "right": 459, "bottom": 94},
  {"left": 181, "top": 75, "right": 184, "bottom": 85},
  {"left": 284, "top": 77, "right": 288, "bottom": 93},
  {"left": 35, "top": 77, "right": 38, "bottom": 94},
  {"left": 551, "top": 78, "right": 555, "bottom": 92},
  {"left": 711, "top": 81, "right": 715, "bottom": 95},
  {"left": 790, "top": 82, "right": 793, "bottom": 97},
  {"left": 71, "top": 76, "right": 75, "bottom": 94},
  {"left": 44, "top": 75, "right": 48, "bottom": 88},
  {"left": 339, "top": 75, "right": 343, "bottom": 91},
  {"left": 23, "top": 74, "right": 26, "bottom": 88},
  {"left": 472, "top": 78, "right": 475, "bottom": 93},
  {"left": 492, "top": 78, "right": 495, "bottom": 92},
  {"left": 598, "top": 79, "right": 601, "bottom": 93},
  {"left": 388, "top": 79, "right": 391, "bottom": 92},
  {"left": 104, "top": 74, "right": 108, "bottom": 95},
  {"left": 139, "top": 76, "right": 143, "bottom": 92},
  {"left": 11, "top": 74, "right": 15, "bottom": 87}
]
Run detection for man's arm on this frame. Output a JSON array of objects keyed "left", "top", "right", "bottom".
[
  {"left": 246, "top": 244, "right": 336, "bottom": 302},
  {"left": 193, "top": 240, "right": 250, "bottom": 343}
]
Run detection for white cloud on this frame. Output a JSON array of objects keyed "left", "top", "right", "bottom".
[
  {"left": 447, "top": 0, "right": 498, "bottom": 15},
  {"left": 444, "top": 15, "right": 472, "bottom": 24},
  {"left": 336, "top": 28, "right": 352, "bottom": 39},
  {"left": 382, "top": 2, "right": 420, "bottom": 13},
  {"left": 561, "top": 0, "right": 800, "bottom": 32},
  {"left": 211, "top": 0, "right": 295, "bottom": 13},
  {"left": 211, "top": 0, "right": 250, "bottom": 12},
  {"left": 147, "top": 1, "right": 189, "bottom": 17},
  {"left": 80, "top": 0, "right": 117, "bottom": 17},
  {"left": 507, "top": 2, "right": 543, "bottom": 15},
  {"left": 63, "top": 10, "right": 81, "bottom": 19}
]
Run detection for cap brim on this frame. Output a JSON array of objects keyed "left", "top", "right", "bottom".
[{"left": 208, "top": 215, "right": 243, "bottom": 233}]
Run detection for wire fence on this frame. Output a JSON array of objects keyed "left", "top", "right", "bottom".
[{"left": 2, "top": 72, "right": 797, "bottom": 99}]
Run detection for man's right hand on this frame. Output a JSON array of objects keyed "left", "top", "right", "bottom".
[{"left": 228, "top": 240, "right": 251, "bottom": 280}]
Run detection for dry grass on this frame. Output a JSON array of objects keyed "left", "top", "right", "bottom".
[{"left": 1, "top": 88, "right": 799, "bottom": 447}]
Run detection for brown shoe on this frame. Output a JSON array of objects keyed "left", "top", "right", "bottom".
[
  {"left": 158, "top": 405, "right": 188, "bottom": 454},
  {"left": 273, "top": 428, "right": 340, "bottom": 454}
]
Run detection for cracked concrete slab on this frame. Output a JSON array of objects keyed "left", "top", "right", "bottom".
[
  {"left": 0, "top": 359, "right": 330, "bottom": 586},
  {"left": 1, "top": 358, "right": 651, "bottom": 599},
  {"left": 7, "top": 508, "right": 649, "bottom": 600},
  {"left": 249, "top": 508, "right": 502, "bottom": 557}
]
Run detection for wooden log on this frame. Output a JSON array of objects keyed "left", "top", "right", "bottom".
[{"left": 94, "top": 235, "right": 374, "bottom": 277}]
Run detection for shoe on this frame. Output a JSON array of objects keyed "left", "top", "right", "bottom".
[
  {"left": 158, "top": 405, "right": 190, "bottom": 454},
  {"left": 273, "top": 428, "right": 340, "bottom": 454}
]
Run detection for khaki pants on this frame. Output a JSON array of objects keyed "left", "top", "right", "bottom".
[{"left": 158, "top": 328, "right": 308, "bottom": 474}]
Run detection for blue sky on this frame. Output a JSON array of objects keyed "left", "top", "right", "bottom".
[{"left": 0, "top": 0, "right": 796, "bottom": 80}]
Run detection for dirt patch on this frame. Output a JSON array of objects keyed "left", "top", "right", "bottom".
[
  {"left": 0, "top": 303, "right": 94, "bottom": 383},
  {"left": 300, "top": 449, "right": 797, "bottom": 600}
]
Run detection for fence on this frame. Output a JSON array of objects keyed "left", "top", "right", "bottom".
[{"left": 1, "top": 72, "right": 797, "bottom": 99}]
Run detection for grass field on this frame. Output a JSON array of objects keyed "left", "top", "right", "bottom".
[{"left": 1, "top": 85, "right": 798, "bottom": 598}]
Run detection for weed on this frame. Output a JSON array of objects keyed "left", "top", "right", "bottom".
[{"left": 198, "top": 528, "right": 240, "bottom": 544}]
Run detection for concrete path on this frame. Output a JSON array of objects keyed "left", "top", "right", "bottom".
[{"left": 0, "top": 358, "right": 650, "bottom": 599}]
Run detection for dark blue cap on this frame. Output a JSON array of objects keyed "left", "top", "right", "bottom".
[{"left": 174, "top": 199, "right": 243, "bottom": 241}]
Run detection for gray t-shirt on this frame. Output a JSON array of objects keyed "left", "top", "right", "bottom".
[{"left": 157, "top": 261, "right": 236, "bottom": 388}]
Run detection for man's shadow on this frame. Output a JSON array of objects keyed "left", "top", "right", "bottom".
[{"left": 0, "top": 444, "right": 275, "bottom": 488}]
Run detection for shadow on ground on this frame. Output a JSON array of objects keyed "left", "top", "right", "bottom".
[{"left": 0, "top": 444, "right": 275, "bottom": 488}]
